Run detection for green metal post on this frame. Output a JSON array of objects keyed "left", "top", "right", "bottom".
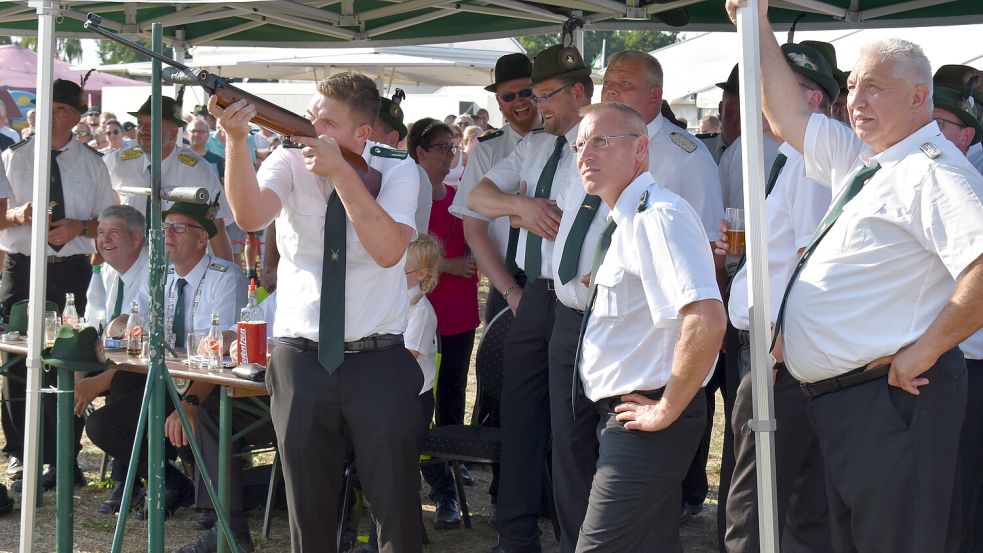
[
  {"left": 55, "top": 368, "right": 74, "bottom": 551},
  {"left": 217, "top": 391, "right": 231, "bottom": 553}
]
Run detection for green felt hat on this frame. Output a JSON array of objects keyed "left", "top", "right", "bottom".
[
  {"left": 717, "top": 64, "right": 739, "bottom": 96},
  {"left": 129, "top": 96, "right": 187, "bottom": 128},
  {"left": 933, "top": 85, "right": 983, "bottom": 146},
  {"left": 799, "top": 40, "right": 847, "bottom": 93},
  {"left": 162, "top": 200, "right": 219, "bottom": 238},
  {"left": 378, "top": 89, "right": 407, "bottom": 141},
  {"left": 781, "top": 43, "right": 840, "bottom": 104},
  {"left": 41, "top": 325, "right": 107, "bottom": 373},
  {"left": 6, "top": 299, "right": 59, "bottom": 334},
  {"left": 935, "top": 64, "right": 983, "bottom": 104},
  {"left": 532, "top": 44, "right": 590, "bottom": 85},
  {"left": 485, "top": 53, "right": 533, "bottom": 92}
]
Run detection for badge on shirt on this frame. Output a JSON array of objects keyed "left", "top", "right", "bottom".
[
  {"left": 120, "top": 148, "right": 144, "bottom": 161},
  {"left": 369, "top": 146, "right": 408, "bottom": 160},
  {"left": 178, "top": 153, "right": 199, "bottom": 167},
  {"left": 920, "top": 142, "right": 942, "bottom": 159},
  {"left": 637, "top": 190, "right": 649, "bottom": 213},
  {"left": 669, "top": 132, "right": 697, "bottom": 153},
  {"left": 207, "top": 262, "right": 228, "bottom": 272}
]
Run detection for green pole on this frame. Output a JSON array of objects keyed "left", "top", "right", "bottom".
[
  {"left": 55, "top": 367, "right": 74, "bottom": 551},
  {"left": 146, "top": 22, "right": 166, "bottom": 553},
  {"left": 217, "top": 391, "right": 231, "bottom": 553}
]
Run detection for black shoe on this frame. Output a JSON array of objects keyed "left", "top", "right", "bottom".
[
  {"left": 98, "top": 481, "right": 145, "bottom": 515},
  {"left": 6, "top": 457, "right": 22, "bottom": 480},
  {"left": 194, "top": 509, "right": 217, "bottom": 531},
  {"left": 171, "top": 527, "right": 254, "bottom": 553},
  {"left": 459, "top": 465, "right": 475, "bottom": 486},
  {"left": 0, "top": 484, "right": 14, "bottom": 515},
  {"left": 432, "top": 495, "right": 462, "bottom": 530},
  {"left": 680, "top": 501, "right": 703, "bottom": 523},
  {"left": 40, "top": 463, "right": 85, "bottom": 491}
]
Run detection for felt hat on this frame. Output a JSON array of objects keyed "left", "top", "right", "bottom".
[
  {"left": 51, "top": 79, "right": 86, "bottom": 113},
  {"left": 799, "top": 40, "right": 847, "bottom": 92},
  {"left": 129, "top": 96, "right": 187, "bottom": 128},
  {"left": 781, "top": 43, "right": 841, "bottom": 103},
  {"left": 162, "top": 200, "right": 219, "bottom": 238},
  {"left": 484, "top": 53, "right": 533, "bottom": 92},
  {"left": 378, "top": 89, "right": 408, "bottom": 141},
  {"left": 532, "top": 44, "right": 591, "bottom": 85},
  {"left": 933, "top": 85, "right": 983, "bottom": 145},
  {"left": 935, "top": 64, "right": 983, "bottom": 104},
  {"left": 6, "top": 299, "right": 59, "bottom": 334},
  {"left": 717, "top": 64, "right": 739, "bottom": 96},
  {"left": 41, "top": 325, "right": 107, "bottom": 373}
]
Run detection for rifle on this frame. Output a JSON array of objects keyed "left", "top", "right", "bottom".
[{"left": 84, "top": 13, "right": 382, "bottom": 198}]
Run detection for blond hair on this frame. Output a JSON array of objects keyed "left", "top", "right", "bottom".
[{"left": 408, "top": 233, "right": 443, "bottom": 302}]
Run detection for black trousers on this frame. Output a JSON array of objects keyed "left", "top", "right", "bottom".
[
  {"left": 497, "top": 280, "right": 556, "bottom": 552},
  {"left": 724, "top": 359, "right": 830, "bottom": 553},
  {"left": 267, "top": 341, "right": 423, "bottom": 553},
  {"left": 434, "top": 330, "right": 476, "bottom": 427},
  {"left": 948, "top": 357, "right": 983, "bottom": 553},
  {"left": 548, "top": 304, "right": 599, "bottom": 553},
  {"left": 0, "top": 253, "right": 90, "bottom": 459},
  {"left": 807, "top": 348, "right": 966, "bottom": 553},
  {"left": 576, "top": 389, "right": 706, "bottom": 552},
  {"left": 419, "top": 391, "right": 455, "bottom": 501}
]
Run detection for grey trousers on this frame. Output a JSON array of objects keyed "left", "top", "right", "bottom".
[
  {"left": 807, "top": 347, "right": 966, "bottom": 553},
  {"left": 947, "top": 357, "right": 983, "bottom": 553},
  {"left": 576, "top": 389, "right": 706, "bottom": 553}
]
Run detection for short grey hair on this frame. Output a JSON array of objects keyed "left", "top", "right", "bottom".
[
  {"left": 859, "top": 39, "right": 933, "bottom": 99},
  {"left": 99, "top": 204, "right": 146, "bottom": 242},
  {"left": 579, "top": 102, "right": 648, "bottom": 137},
  {"left": 608, "top": 50, "right": 664, "bottom": 88}
]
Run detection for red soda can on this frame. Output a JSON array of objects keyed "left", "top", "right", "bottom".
[{"left": 237, "top": 321, "right": 268, "bottom": 365}]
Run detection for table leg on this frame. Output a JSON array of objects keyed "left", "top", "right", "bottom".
[
  {"left": 218, "top": 387, "right": 231, "bottom": 553},
  {"left": 56, "top": 368, "right": 74, "bottom": 552}
]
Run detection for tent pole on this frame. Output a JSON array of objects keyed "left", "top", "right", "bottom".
[
  {"left": 735, "top": 3, "right": 781, "bottom": 552},
  {"left": 19, "top": 2, "right": 56, "bottom": 551}
]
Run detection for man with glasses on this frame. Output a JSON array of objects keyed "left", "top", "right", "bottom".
[
  {"left": 104, "top": 95, "right": 234, "bottom": 262},
  {"left": 574, "top": 101, "right": 724, "bottom": 552},
  {"left": 467, "top": 44, "right": 591, "bottom": 553}
]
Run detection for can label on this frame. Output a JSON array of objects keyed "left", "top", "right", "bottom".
[{"left": 237, "top": 321, "right": 267, "bottom": 365}]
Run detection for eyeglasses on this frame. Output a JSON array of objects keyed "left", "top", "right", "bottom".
[
  {"left": 189, "top": 130, "right": 209, "bottom": 135},
  {"left": 107, "top": 129, "right": 121, "bottom": 136},
  {"left": 496, "top": 88, "right": 533, "bottom": 103},
  {"left": 571, "top": 134, "right": 640, "bottom": 154},
  {"left": 73, "top": 130, "right": 91, "bottom": 137},
  {"left": 163, "top": 221, "right": 206, "bottom": 234},
  {"left": 426, "top": 143, "right": 459, "bottom": 154},
  {"left": 531, "top": 83, "right": 572, "bottom": 104},
  {"left": 935, "top": 117, "right": 967, "bottom": 130}
]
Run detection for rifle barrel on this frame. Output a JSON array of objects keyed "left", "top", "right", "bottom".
[{"left": 84, "top": 13, "right": 193, "bottom": 73}]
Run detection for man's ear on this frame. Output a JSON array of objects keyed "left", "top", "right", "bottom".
[{"left": 911, "top": 83, "right": 931, "bottom": 112}]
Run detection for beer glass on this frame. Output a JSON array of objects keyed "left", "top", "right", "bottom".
[{"left": 725, "top": 207, "right": 746, "bottom": 257}]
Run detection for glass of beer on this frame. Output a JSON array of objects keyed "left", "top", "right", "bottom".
[
  {"left": 44, "top": 311, "right": 61, "bottom": 347},
  {"left": 725, "top": 207, "right": 746, "bottom": 257}
]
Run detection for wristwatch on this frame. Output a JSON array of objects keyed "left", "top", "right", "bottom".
[{"left": 182, "top": 394, "right": 200, "bottom": 407}]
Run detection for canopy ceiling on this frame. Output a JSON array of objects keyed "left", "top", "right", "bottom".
[{"left": 0, "top": 1, "right": 982, "bottom": 49}]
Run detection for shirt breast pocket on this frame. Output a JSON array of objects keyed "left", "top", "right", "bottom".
[
  {"left": 837, "top": 201, "right": 885, "bottom": 253},
  {"left": 592, "top": 265, "right": 626, "bottom": 320}
]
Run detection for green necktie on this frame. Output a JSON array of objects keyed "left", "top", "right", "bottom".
[
  {"left": 557, "top": 194, "right": 602, "bottom": 285},
  {"left": 524, "top": 135, "right": 567, "bottom": 280},
  {"left": 318, "top": 190, "right": 346, "bottom": 373},
  {"left": 48, "top": 150, "right": 65, "bottom": 252},
  {"left": 572, "top": 216, "right": 618, "bottom": 411},
  {"left": 771, "top": 163, "right": 881, "bottom": 350},
  {"left": 504, "top": 227, "right": 520, "bottom": 276},
  {"left": 726, "top": 153, "right": 788, "bottom": 292},
  {"left": 111, "top": 277, "right": 125, "bottom": 320},
  {"left": 172, "top": 278, "right": 187, "bottom": 348}
]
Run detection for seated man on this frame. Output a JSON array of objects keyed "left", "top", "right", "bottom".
[{"left": 86, "top": 200, "right": 245, "bottom": 519}]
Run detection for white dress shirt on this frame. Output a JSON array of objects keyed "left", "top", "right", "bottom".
[
  {"left": 967, "top": 142, "right": 983, "bottom": 175},
  {"left": 718, "top": 133, "right": 782, "bottom": 211},
  {"left": 449, "top": 125, "right": 525, "bottom": 259},
  {"left": 483, "top": 124, "right": 580, "bottom": 278},
  {"left": 0, "top": 156, "right": 13, "bottom": 201},
  {"left": 646, "top": 114, "right": 725, "bottom": 235},
  {"left": 728, "top": 143, "right": 831, "bottom": 330},
  {"left": 105, "top": 145, "right": 232, "bottom": 224},
  {"left": 165, "top": 253, "right": 246, "bottom": 334},
  {"left": 551, "top": 177, "right": 611, "bottom": 311},
  {"left": 579, "top": 172, "right": 721, "bottom": 401},
  {"left": 784, "top": 114, "right": 983, "bottom": 383},
  {"left": 1, "top": 137, "right": 115, "bottom": 255},
  {"left": 0, "top": 126, "right": 19, "bottom": 143},
  {"left": 259, "top": 141, "right": 419, "bottom": 342},
  {"left": 100, "top": 248, "right": 151, "bottom": 320},
  {"left": 405, "top": 289, "right": 438, "bottom": 395}
]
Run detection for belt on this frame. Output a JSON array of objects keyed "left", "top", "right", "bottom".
[
  {"left": 527, "top": 278, "right": 555, "bottom": 292},
  {"left": 8, "top": 253, "right": 87, "bottom": 265},
  {"left": 279, "top": 333, "right": 404, "bottom": 354},
  {"left": 598, "top": 387, "right": 665, "bottom": 412},
  {"left": 800, "top": 364, "right": 890, "bottom": 398},
  {"left": 736, "top": 329, "right": 751, "bottom": 346}
]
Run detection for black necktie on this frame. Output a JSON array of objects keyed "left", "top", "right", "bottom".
[
  {"left": 727, "top": 153, "right": 788, "bottom": 292},
  {"left": 524, "top": 135, "right": 567, "bottom": 280},
  {"left": 111, "top": 277, "right": 125, "bottom": 320},
  {"left": 504, "top": 227, "right": 520, "bottom": 276},
  {"left": 48, "top": 150, "right": 65, "bottom": 252},
  {"left": 172, "top": 278, "right": 187, "bottom": 348},
  {"left": 771, "top": 163, "right": 881, "bottom": 350},
  {"left": 319, "top": 190, "right": 346, "bottom": 373},
  {"left": 558, "top": 194, "right": 602, "bottom": 284}
]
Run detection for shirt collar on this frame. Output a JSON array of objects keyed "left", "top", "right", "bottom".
[
  {"left": 562, "top": 121, "right": 581, "bottom": 146},
  {"left": 862, "top": 120, "right": 941, "bottom": 169},
  {"left": 172, "top": 252, "right": 210, "bottom": 282},
  {"left": 646, "top": 113, "right": 666, "bottom": 139},
  {"left": 778, "top": 141, "right": 802, "bottom": 162},
  {"left": 611, "top": 171, "right": 656, "bottom": 227},
  {"left": 119, "top": 249, "right": 149, "bottom": 287}
]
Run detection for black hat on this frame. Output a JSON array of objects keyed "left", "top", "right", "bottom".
[
  {"left": 121, "top": 121, "right": 136, "bottom": 131},
  {"left": 191, "top": 104, "right": 211, "bottom": 117},
  {"left": 85, "top": 106, "right": 101, "bottom": 116},
  {"left": 378, "top": 89, "right": 407, "bottom": 141},
  {"left": 484, "top": 53, "right": 533, "bottom": 92},
  {"left": 933, "top": 85, "right": 983, "bottom": 145},
  {"left": 781, "top": 43, "right": 841, "bottom": 103},
  {"left": 934, "top": 65, "right": 983, "bottom": 104},
  {"left": 717, "top": 64, "right": 739, "bottom": 96},
  {"left": 532, "top": 44, "right": 591, "bottom": 85},
  {"left": 129, "top": 96, "right": 187, "bottom": 128},
  {"left": 52, "top": 79, "right": 86, "bottom": 113},
  {"left": 41, "top": 325, "right": 107, "bottom": 373},
  {"left": 800, "top": 40, "right": 847, "bottom": 92},
  {"left": 162, "top": 200, "right": 219, "bottom": 238}
]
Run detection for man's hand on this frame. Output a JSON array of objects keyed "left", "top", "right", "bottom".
[
  {"left": 506, "top": 287, "right": 523, "bottom": 315},
  {"left": 614, "top": 393, "right": 678, "bottom": 432},
  {"left": 508, "top": 182, "right": 562, "bottom": 240},
  {"left": 292, "top": 135, "right": 351, "bottom": 181},
  {"left": 165, "top": 402, "right": 197, "bottom": 447},
  {"left": 208, "top": 96, "right": 254, "bottom": 142},
  {"left": 713, "top": 219, "right": 731, "bottom": 256},
  {"left": 442, "top": 256, "right": 477, "bottom": 278},
  {"left": 726, "top": 0, "right": 768, "bottom": 24},
  {"left": 867, "top": 343, "right": 936, "bottom": 396},
  {"left": 74, "top": 372, "right": 111, "bottom": 416},
  {"left": 10, "top": 203, "right": 31, "bottom": 226},
  {"left": 48, "top": 218, "right": 83, "bottom": 246}
]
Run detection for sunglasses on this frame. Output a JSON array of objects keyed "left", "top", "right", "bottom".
[
  {"left": 107, "top": 129, "right": 121, "bottom": 136},
  {"left": 73, "top": 130, "right": 91, "bottom": 137},
  {"left": 496, "top": 88, "right": 533, "bottom": 103}
]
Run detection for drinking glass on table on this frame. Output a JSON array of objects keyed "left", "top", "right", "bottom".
[
  {"left": 44, "top": 311, "right": 61, "bottom": 347},
  {"left": 725, "top": 207, "right": 746, "bottom": 257}
]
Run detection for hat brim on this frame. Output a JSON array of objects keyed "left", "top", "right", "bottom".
[
  {"left": 40, "top": 348, "right": 107, "bottom": 373},
  {"left": 127, "top": 111, "right": 188, "bottom": 129},
  {"left": 532, "top": 67, "right": 592, "bottom": 86},
  {"left": 378, "top": 113, "right": 408, "bottom": 141},
  {"left": 935, "top": 102, "right": 983, "bottom": 146},
  {"left": 161, "top": 208, "right": 218, "bottom": 238},
  {"left": 793, "top": 68, "right": 841, "bottom": 105}
]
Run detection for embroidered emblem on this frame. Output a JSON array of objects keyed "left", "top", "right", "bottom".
[
  {"left": 637, "top": 190, "right": 649, "bottom": 213},
  {"left": 207, "top": 263, "right": 228, "bottom": 272},
  {"left": 669, "top": 132, "right": 697, "bottom": 153},
  {"left": 178, "top": 153, "right": 198, "bottom": 167},
  {"left": 330, "top": 249, "right": 341, "bottom": 262},
  {"left": 370, "top": 146, "right": 408, "bottom": 160},
  {"left": 120, "top": 148, "right": 143, "bottom": 161},
  {"left": 786, "top": 52, "right": 817, "bottom": 71},
  {"left": 920, "top": 142, "right": 942, "bottom": 159}
]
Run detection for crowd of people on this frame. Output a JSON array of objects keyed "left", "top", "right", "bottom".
[{"left": 0, "top": 1, "right": 981, "bottom": 552}]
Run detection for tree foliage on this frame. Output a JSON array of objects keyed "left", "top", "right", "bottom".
[
  {"left": 97, "top": 39, "right": 173, "bottom": 65},
  {"left": 17, "top": 37, "right": 83, "bottom": 63},
  {"left": 518, "top": 30, "right": 677, "bottom": 68}
]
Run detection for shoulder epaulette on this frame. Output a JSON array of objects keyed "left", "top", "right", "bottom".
[
  {"left": 207, "top": 262, "right": 228, "bottom": 272},
  {"left": 8, "top": 137, "right": 30, "bottom": 152},
  {"left": 369, "top": 145, "right": 408, "bottom": 160},
  {"left": 478, "top": 130, "right": 504, "bottom": 143},
  {"left": 695, "top": 132, "right": 719, "bottom": 140},
  {"left": 178, "top": 153, "right": 198, "bottom": 167},
  {"left": 120, "top": 148, "right": 144, "bottom": 161},
  {"left": 669, "top": 132, "right": 697, "bottom": 153},
  {"left": 167, "top": 267, "right": 175, "bottom": 274},
  {"left": 82, "top": 142, "right": 103, "bottom": 158},
  {"left": 637, "top": 190, "right": 650, "bottom": 213},
  {"left": 920, "top": 142, "right": 942, "bottom": 159},
  {"left": 531, "top": 127, "right": 545, "bottom": 134}
]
